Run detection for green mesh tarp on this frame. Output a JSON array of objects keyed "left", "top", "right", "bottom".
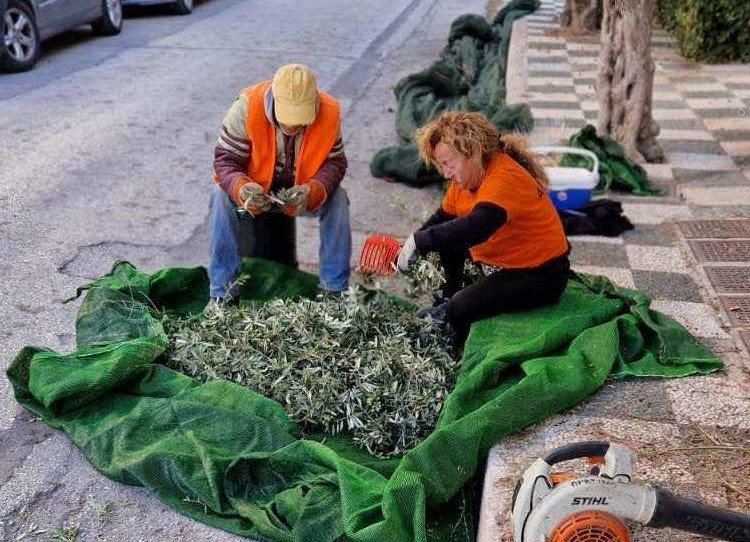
[
  {"left": 7, "top": 259, "right": 721, "bottom": 542},
  {"left": 561, "top": 124, "right": 664, "bottom": 195},
  {"left": 370, "top": 0, "right": 539, "bottom": 187}
]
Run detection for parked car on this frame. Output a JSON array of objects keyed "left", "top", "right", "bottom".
[
  {"left": 121, "top": 0, "right": 193, "bottom": 16},
  {"left": 0, "top": 0, "right": 123, "bottom": 73}
]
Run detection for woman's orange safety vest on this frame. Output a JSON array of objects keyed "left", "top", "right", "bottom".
[
  {"left": 441, "top": 152, "right": 568, "bottom": 269},
  {"left": 241, "top": 81, "right": 340, "bottom": 193}
]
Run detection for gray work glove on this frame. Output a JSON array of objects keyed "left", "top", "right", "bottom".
[
  {"left": 239, "top": 182, "right": 271, "bottom": 215},
  {"left": 396, "top": 233, "right": 418, "bottom": 273},
  {"left": 282, "top": 184, "right": 310, "bottom": 217}
]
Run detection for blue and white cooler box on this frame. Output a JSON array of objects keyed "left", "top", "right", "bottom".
[{"left": 532, "top": 146, "right": 600, "bottom": 211}]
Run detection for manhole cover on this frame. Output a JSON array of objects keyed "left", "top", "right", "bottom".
[
  {"left": 720, "top": 297, "right": 750, "bottom": 325},
  {"left": 678, "top": 219, "right": 750, "bottom": 239},
  {"left": 704, "top": 267, "right": 750, "bottom": 293},
  {"left": 689, "top": 240, "right": 750, "bottom": 262}
]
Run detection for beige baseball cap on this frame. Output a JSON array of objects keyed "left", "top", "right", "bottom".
[{"left": 271, "top": 64, "right": 318, "bottom": 126}]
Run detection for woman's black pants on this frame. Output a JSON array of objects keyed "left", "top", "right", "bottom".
[{"left": 445, "top": 254, "right": 570, "bottom": 347}]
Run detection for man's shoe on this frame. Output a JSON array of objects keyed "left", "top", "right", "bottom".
[
  {"left": 204, "top": 297, "right": 225, "bottom": 312},
  {"left": 316, "top": 285, "right": 348, "bottom": 300},
  {"left": 204, "top": 295, "right": 238, "bottom": 312}
]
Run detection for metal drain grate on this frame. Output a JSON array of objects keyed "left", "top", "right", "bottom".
[
  {"left": 689, "top": 240, "right": 750, "bottom": 262},
  {"left": 678, "top": 219, "right": 750, "bottom": 239},
  {"left": 704, "top": 267, "right": 750, "bottom": 293},
  {"left": 720, "top": 297, "right": 750, "bottom": 326},
  {"left": 740, "top": 330, "right": 750, "bottom": 354}
]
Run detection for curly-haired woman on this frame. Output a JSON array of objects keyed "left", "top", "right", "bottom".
[{"left": 397, "top": 111, "right": 570, "bottom": 347}]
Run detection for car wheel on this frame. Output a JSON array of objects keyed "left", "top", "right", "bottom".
[
  {"left": 0, "top": 0, "right": 40, "bottom": 72},
  {"left": 172, "top": 0, "right": 193, "bottom": 16},
  {"left": 91, "top": 0, "right": 123, "bottom": 36}
]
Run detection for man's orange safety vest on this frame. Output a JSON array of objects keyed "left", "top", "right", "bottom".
[{"left": 241, "top": 81, "right": 340, "bottom": 193}]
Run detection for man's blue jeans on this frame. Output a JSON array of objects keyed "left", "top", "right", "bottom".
[{"left": 208, "top": 185, "right": 352, "bottom": 298}]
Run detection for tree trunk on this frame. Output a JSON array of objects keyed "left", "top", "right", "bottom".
[
  {"left": 561, "top": 0, "right": 602, "bottom": 31},
  {"left": 596, "top": 0, "right": 664, "bottom": 163}
]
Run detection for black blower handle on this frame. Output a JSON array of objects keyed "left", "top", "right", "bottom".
[
  {"left": 648, "top": 486, "right": 750, "bottom": 542},
  {"left": 543, "top": 440, "right": 610, "bottom": 464}
]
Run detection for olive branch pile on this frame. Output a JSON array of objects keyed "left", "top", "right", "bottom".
[
  {"left": 402, "top": 253, "right": 486, "bottom": 299},
  {"left": 162, "top": 287, "right": 457, "bottom": 457}
]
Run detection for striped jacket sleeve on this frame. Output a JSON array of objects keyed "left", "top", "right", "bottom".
[{"left": 213, "top": 95, "right": 251, "bottom": 202}]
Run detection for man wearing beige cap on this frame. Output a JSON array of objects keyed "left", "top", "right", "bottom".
[{"left": 207, "top": 64, "right": 351, "bottom": 307}]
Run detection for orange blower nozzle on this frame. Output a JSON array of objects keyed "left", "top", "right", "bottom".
[{"left": 357, "top": 234, "right": 402, "bottom": 275}]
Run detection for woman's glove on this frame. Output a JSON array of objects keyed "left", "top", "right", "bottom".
[{"left": 396, "top": 234, "right": 418, "bottom": 272}]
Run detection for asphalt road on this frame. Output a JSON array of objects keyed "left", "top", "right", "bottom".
[{"left": 0, "top": 0, "right": 482, "bottom": 539}]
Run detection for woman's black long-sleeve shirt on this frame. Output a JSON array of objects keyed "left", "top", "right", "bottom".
[{"left": 413, "top": 203, "right": 508, "bottom": 256}]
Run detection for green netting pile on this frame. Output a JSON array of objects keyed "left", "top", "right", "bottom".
[
  {"left": 370, "top": 0, "right": 539, "bottom": 187},
  {"left": 369, "top": 2, "right": 665, "bottom": 197},
  {"left": 560, "top": 124, "right": 665, "bottom": 195},
  {"left": 7, "top": 259, "right": 721, "bottom": 542}
]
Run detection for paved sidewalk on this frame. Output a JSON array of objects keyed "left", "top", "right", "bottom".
[{"left": 479, "top": 0, "right": 750, "bottom": 540}]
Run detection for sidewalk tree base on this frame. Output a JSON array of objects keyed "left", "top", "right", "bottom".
[{"left": 596, "top": 0, "right": 665, "bottom": 163}]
